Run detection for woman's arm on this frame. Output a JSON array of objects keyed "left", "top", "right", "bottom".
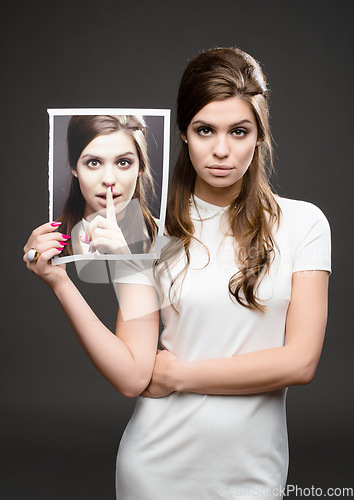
[
  {"left": 142, "top": 270, "right": 329, "bottom": 397},
  {"left": 53, "top": 280, "right": 159, "bottom": 397},
  {"left": 24, "top": 222, "right": 159, "bottom": 398}
]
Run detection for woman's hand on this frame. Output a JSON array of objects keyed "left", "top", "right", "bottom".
[
  {"left": 23, "top": 222, "right": 69, "bottom": 289},
  {"left": 84, "top": 186, "right": 131, "bottom": 254},
  {"left": 140, "top": 349, "right": 179, "bottom": 398},
  {"left": 85, "top": 215, "right": 131, "bottom": 254}
]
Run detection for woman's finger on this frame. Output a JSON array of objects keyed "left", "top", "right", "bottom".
[
  {"left": 24, "top": 232, "right": 70, "bottom": 253},
  {"left": 90, "top": 227, "right": 106, "bottom": 240},
  {"left": 89, "top": 232, "right": 129, "bottom": 254},
  {"left": 86, "top": 215, "right": 113, "bottom": 239},
  {"left": 27, "top": 221, "right": 62, "bottom": 239},
  {"left": 24, "top": 221, "right": 64, "bottom": 252},
  {"left": 89, "top": 236, "right": 108, "bottom": 254},
  {"left": 90, "top": 226, "right": 124, "bottom": 240},
  {"left": 26, "top": 238, "right": 68, "bottom": 257},
  {"left": 106, "top": 185, "right": 116, "bottom": 224},
  {"left": 25, "top": 246, "right": 63, "bottom": 267}
]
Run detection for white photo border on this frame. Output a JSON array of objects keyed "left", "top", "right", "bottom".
[{"left": 48, "top": 108, "right": 170, "bottom": 264}]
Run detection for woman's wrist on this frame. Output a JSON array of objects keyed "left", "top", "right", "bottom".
[
  {"left": 50, "top": 273, "right": 72, "bottom": 296},
  {"left": 170, "top": 360, "right": 188, "bottom": 393}
]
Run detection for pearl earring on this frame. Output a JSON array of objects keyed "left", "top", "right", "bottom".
[
  {"left": 72, "top": 171, "right": 78, "bottom": 177},
  {"left": 183, "top": 138, "right": 188, "bottom": 144}
]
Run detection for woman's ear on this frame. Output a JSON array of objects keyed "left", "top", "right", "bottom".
[
  {"left": 71, "top": 169, "right": 78, "bottom": 178},
  {"left": 181, "top": 133, "right": 188, "bottom": 144}
]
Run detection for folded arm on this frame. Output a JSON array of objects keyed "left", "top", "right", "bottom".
[{"left": 142, "top": 270, "right": 329, "bottom": 397}]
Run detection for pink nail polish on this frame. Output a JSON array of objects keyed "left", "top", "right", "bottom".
[
  {"left": 56, "top": 247, "right": 63, "bottom": 251},
  {"left": 60, "top": 241, "right": 68, "bottom": 245},
  {"left": 51, "top": 222, "right": 62, "bottom": 227},
  {"left": 110, "top": 184, "right": 113, "bottom": 193},
  {"left": 61, "top": 234, "right": 71, "bottom": 239}
]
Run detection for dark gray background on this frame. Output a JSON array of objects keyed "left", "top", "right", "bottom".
[
  {"left": 52, "top": 114, "right": 165, "bottom": 220},
  {"left": 3, "top": 1, "right": 353, "bottom": 498}
]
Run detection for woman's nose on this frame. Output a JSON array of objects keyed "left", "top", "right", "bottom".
[
  {"left": 101, "top": 165, "right": 116, "bottom": 186},
  {"left": 212, "top": 135, "right": 229, "bottom": 159}
]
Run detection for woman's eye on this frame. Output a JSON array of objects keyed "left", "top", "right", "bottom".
[
  {"left": 117, "top": 159, "right": 132, "bottom": 168},
  {"left": 87, "top": 159, "right": 101, "bottom": 168},
  {"left": 232, "top": 128, "right": 248, "bottom": 137},
  {"left": 197, "top": 127, "right": 213, "bottom": 136}
]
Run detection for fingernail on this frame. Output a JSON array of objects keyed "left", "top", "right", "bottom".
[
  {"left": 51, "top": 222, "right": 62, "bottom": 227},
  {"left": 60, "top": 241, "right": 68, "bottom": 245},
  {"left": 110, "top": 184, "right": 113, "bottom": 193},
  {"left": 61, "top": 234, "right": 71, "bottom": 239},
  {"left": 79, "top": 234, "right": 89, "bottom": 244},
  {"left": 56, "top": 247, "right": 63, "bottom": 251}
]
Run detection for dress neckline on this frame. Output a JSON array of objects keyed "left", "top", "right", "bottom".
[{"left": 189, "top": 195, "right": 230, "bottom": 221}]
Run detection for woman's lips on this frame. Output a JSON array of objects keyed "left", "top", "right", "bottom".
[
  {"left": 96, "top": 193, "right": 122, "bottom": 206},
  {"left": 207, "top": 165, "right": 233, "bottom": 176}
]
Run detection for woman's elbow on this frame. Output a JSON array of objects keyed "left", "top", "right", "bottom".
[
  {"left": 115, "top": 375, "right": 151, "bottom": 398},
  {"left": 294, "top": 361, "right": 318, "bottom": 386},
  {"left": 116, "top": 386, "right": 137, "bottom": 398}
]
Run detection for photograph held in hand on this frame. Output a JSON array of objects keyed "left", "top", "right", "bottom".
[{"left": 48, "top": 109, "right": 170, "bottom": 265}]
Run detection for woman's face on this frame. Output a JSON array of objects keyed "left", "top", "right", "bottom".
[
  {"left": 74, "top": 130, "right": 140, "bottom": 218},
  {"left": 185, "top": 96, "right": 259, "bottom": 205}
]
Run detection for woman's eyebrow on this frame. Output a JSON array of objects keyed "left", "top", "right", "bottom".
[
  {"left": 115, "top": 151, "right": 136, "bottom": 157},
  {"left": 81, "top": 154, "right": 102, "bottom": 160},
  {"left": 191, "top": 119, "right": 254, "bottom": 127},
  {"left": 80, "top": 151, "right": 136, "bottom": 160}
]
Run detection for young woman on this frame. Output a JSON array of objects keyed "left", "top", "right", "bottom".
[
  {"left": 24, "top": 48, "right": 331, "bottom": 499},
  {"left": 57, "top": 114, "right": 157, "bottom": 257}
]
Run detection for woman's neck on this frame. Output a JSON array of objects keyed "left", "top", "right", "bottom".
[{"left": 193, "top": 180, "right": 240, "bottom": 207}]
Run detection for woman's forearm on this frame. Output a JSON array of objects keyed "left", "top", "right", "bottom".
[
  {"left": 51, "top": 277, "right": 158, "bottom": 397},
  {"left": 159, "top": 272, "right": 328, "bottom": 396},
  {"left": 170, "top": 345, "right": 315, "bottom": 395}
]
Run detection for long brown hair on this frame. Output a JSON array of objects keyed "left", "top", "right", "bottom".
[
  {"left": 155, "top": 47, "right": 280, "bottom": 312},
  {"left": 59, "top": 115, "right": 157, "bottom": 255}
]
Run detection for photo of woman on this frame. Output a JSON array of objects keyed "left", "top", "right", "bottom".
[{"left": 48, "top": 112, "right": 169, "bottom": 263}]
